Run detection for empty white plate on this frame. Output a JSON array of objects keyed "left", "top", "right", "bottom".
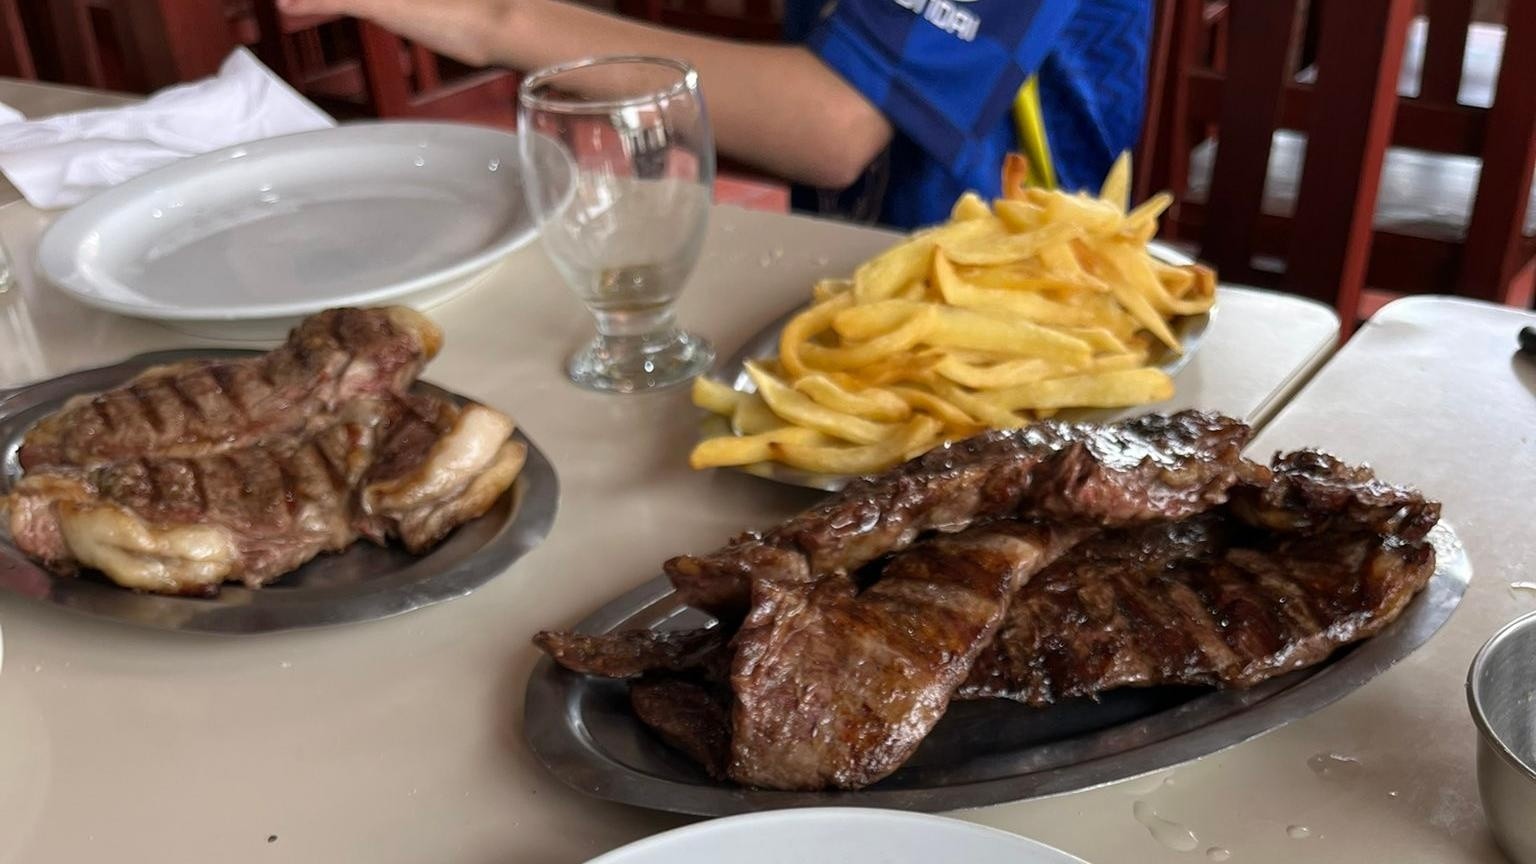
[
  {"left": 586, "top": 809, "right": 1089, "bottom": 864},
  {"left": 37, "top": 122, "right": 534, "bottom": 338}
]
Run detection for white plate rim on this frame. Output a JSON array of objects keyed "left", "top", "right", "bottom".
[
  {"left": 36, "top": 121, "right": 534, "bottom": 321},
  {"left": 584, "top": 808, "right": 1089, "bottom": 864}
]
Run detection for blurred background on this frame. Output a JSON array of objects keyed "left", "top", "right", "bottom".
[{"left": 0, "top": 0, "right": 1529, "bottom": 328}]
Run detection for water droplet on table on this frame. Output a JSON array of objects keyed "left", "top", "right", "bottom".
[
  {"left": 413, "top": 156, "right": 426, "bottom": 167},
  {"left": 258, "top": 193, "right": 279, "bottom": 205},
  {"left": 1133, "top": 800, "right": 1199, "bottom": 852},
  {"left": 759, "top": 253, "right": 773, "bottom": 267},
  {"left": 279, "top": 661, "right": 292, "bottom": 669},
  {"left": 814, "top": 254, "right": 830, "bottom": 267},
  {"left": 31, "top": 664, "right": 42, "bottom": 673},
  {"left": 1308, "top": 752, "right": 1362, "bottom": 779},
  {"left": 1509, "top": 581, "right": 1536, "bottom": 597},
  {"left": 1120, "top": 772, "right": 1173, "bottom": 796},
  {"left": 1286, "top": 825, "right": 1312, "bottom": 840},
  {"left": 151, "top": 208, "right": 163, "bottom": 219},
  {"left": 1387, "top": 790, "right": 1400, "bottom": 799},
  {"left": 1206, "top": 847, "right": 1232, "bottom": 861},
  {"left": 488, "top": 158, "right": 500, "bottom": 172}
]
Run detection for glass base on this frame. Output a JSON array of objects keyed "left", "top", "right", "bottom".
[{"left": 566, "top": 329, "right": 714, "bottom": 393}]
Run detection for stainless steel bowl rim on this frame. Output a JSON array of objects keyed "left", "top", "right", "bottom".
[{"left": 1467, "top": 608, "right": 1536, "bottom": 783}]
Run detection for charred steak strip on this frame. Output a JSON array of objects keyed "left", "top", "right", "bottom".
[
  {"left": 728, "top": 521, "right": 1087, "bottom": 790},
  {"left": 18, "top": 306, "right": 443, "bottom": 471},
  {"left": 666, "top": 411, "right": 1258, "bottom": 619},
  {"left": 960, "top": 456, "right": 1439, "bottom": 704},
  {"left": 534, "top": 627, "right": 730, "bottom": 680}
]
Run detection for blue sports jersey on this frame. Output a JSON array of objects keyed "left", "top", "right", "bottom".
[{"left": 784, "top": 0, "right": 1150, "bottom": 229}]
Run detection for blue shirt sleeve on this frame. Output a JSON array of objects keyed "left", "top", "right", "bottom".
[{"left": 805, "top": 0, "right": 1080, "bottom": 182}]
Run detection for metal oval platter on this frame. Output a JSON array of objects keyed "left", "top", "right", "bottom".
[
  {"left": 0, "top": 350, "right": 558, "bottom": 634},
  {"left": 697, "top": 242, "right": 1212, "bottom": 492},
  {"left": 524, "top": 525, "right": 1469, "bottom": 816}
]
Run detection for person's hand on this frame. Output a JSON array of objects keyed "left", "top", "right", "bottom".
[{"left": 275, "top": 0, "right": 518, "bottom": 67}]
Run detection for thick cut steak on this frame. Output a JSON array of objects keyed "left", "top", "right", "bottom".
[
  {"left": 665, "top": 411, "right": 1259, "bottom": 619},
  {"left": 17, "top": 306, "right": 443, "bottom": 471},
  {"left": 960, "top": 454, "right": 1439, "bottom": 704}
]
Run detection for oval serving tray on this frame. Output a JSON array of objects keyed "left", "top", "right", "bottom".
[
  {"left": 698, "top": 242, "right": 1213, "bottom": 492},
  {"left": 0, "top": 349, "right": 558, "bottom": 634},
  {"left": 524, "top": 524, "right": 1469, "bottom": 816}
]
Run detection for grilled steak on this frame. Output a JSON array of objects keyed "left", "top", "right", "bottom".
[
  {"left": 665, "top": 410, "right": 1259, "bottom": 619},
  {"left": 630, "top": 677, "right": 733, "bottom": 780},
  {"left": 6, "top": 394, "right": 521, "bottom": 595},
  {"left": 17, "top": 306, "right": 442, "bottom": 471},
  {"left": 959, "top": 455, "right": 1438, "bottom": 704},
  {"left": 729, "top": 520, "right": 1087, "bottom": 790},
  {"left": 534, "top": 627, "right": 730, "bottom": 680}
]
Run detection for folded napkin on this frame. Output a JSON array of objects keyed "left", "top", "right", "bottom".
[{"left": 0, "top": 48, "right": 335, "bottom": 209}]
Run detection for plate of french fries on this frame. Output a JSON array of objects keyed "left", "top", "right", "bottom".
[{"left": 689, "top": 154, "right": 1217, "bottom": 490}]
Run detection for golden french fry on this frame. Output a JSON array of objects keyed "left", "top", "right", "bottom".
[
  {"left": 769, "top": 416, "right": 944, "bottom": 476},
  {"left": 950, "top": 191, "right": 992, "bottom": 222},
  {"left": 746, "top": 362, "right": 900, "bottom": 444},
  {"left": 1100, "top": 151, "right": 1132, "bottom": 213},
  {"left": 1124, "top": 192, "right": 1174, "bottom": 234},
  {"left": 812, "top": 278, "right": 853, "bottom": 303},
  {"left": 833, "top": 299, "right": 924, "bottom": 341},
  {"left": 731, "top": 392, "right": 784, "bottom": 435},
  {"left": 993, "top": 199, "right": 1047, "bottom": 232},
  {"left": 779, "top": 293, "right": 852, "bottom": 378},
  {"left": 1058, "top": 326, "right": 1130, "bottom": 354},
  {"left": 1097, "top": 240, "right": 1213, "bottom": 318},
  {"left": 1042, "top": 192, "right": 1123, "bottom": 237},
  {"left": 854, "top": 218, "right": 1000, "bottom": 303},
  {"left": 989, "top": 368, "right": 1175, "bottom": 411},
  {"left": 800, "top": 308, "right": 936, "bottom": 371},
  {"left": 926, "top": 307, "right": 1094, "bottom": 364},
  {"left": 929, "top": 379, "right": 1030, "bottom": 429},
  {"left": 886, "top": 385, "right": 981, "bottom": 428},
  {"left": 846, "top": 351, "right": 942, "bottom": 386},
  {"left": 691, "top": 376, "right": 741, "bottom": 416},
  {"left": 932, "top": 354, "right": 1053, "bottom": 389},
  {"left": 941, "top": 219, "right": 1083, "bottom": 266},
  {"left": 1002, "top": 154, "right": 1032, "bottom": 201},
  {"left": 932, "top": 250, "right": 1096, "bottom": 327},
  {"left": 690, "top": 427, "right": 827, "bottom": 469},
  {"left": 793, "top": 374, "right": 912, "bottom": 422}
]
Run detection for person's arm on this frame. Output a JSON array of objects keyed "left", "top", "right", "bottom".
[{"left": 276, "top": 0, "right": 891, "bottom": 188}]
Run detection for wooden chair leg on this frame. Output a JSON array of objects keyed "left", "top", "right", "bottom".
[
  {"left": 0, "top": 0, "right": 36, "bottom": 79},
  {"left": 1459, "top": 3, "right": 1536, "bottom": 302},
  {"left": 356, "top": 20, "right": 414, "bottom": 117},
  {"left": 105, "top": 0, "right": 235, "bottom": 90},
  {"left": 1199, "top": 0, "right": 1301, "bottom": 281},
  {"left": 1286, "top": 0, "right": 1415, "bottom": 328}
]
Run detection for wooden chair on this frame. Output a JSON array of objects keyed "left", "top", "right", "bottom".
[
  {"left": 1148, "top": 0, "right": 1536, "bottom": 329},
  {"left": 0, "top": 0, "right": 37, "bottom": 79}
]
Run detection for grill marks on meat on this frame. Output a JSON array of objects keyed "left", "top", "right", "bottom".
[
  {"left": 7, "top": 393, "right": 521, "bottom": 595},
  {"left": 959, "top": 521, "right": 1435, "bottom": 704},
  {"left": 729, "top": 521, "right": 1087, "bottom": 790},
  {"left": 665, "top": 411, "right": 1258, "bottom": 619},
  {"left": 17, "top": 306, "right": 443, "bottom": 471}
]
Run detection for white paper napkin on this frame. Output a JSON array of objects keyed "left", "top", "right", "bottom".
[{"left": 0, "top": 48, "right": 336, "bottom": 209}]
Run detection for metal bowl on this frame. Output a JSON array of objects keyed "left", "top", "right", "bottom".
[{"left": 1467, "top": 609, "right": 1536, "bottom": 864}]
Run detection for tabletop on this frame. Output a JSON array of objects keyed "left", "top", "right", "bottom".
[{"left": 5, "top": 75, "right": 1498, "bottom": 864}]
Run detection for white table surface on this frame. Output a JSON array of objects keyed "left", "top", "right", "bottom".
[{"left": 0, "top": 77, "right": 1395, "bottom": 864}]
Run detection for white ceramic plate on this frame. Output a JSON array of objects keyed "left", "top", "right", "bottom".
[
  {"left": 586, "top": 809, "right": 1088, "bottom": 864},
  {"left": 37, "top": 122, "right": 533, "bottom": 339}
]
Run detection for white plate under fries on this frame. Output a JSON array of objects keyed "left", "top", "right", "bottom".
[
  {"left": 586, "top": 809, "right": 1089, "bottom": 864},
  {"left": 698, "top": 241, "right": 1213, "bottom": 492},
  {"left": 37, "top": 122, "right": 535, "bottom": 340}
]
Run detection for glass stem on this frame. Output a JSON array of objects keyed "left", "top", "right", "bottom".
[{"left": 591, "top": 305, "right": 678, "bottom": 339}]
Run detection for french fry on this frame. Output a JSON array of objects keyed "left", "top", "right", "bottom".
[
  {"left": 691, "top": 376, "right": 740, "bottom": 416},
  {"left": 932, "top": 250, "right": 1096, "bottom": 327},
  {"left": 690, "top": 426, "right": 827, "bottom": 469},
  {"left": 799, "top": 308, "right": 936, "bottom": 371},
  {"left": 1001, "top": 154, "right": 1032, "bottom": 201},
  {"left": 929, "top": 379, "right": 1030, "bottom": 429},
  {"left": 812, "top": 278, "right": 853, "bottom": 303},
  {"left": 779, "top": 292, "right": 852, "bottom": 378},
  {"left": 988, "top": 368, "right": 1175, "bottom": 411},
  {"left": 854, "top": 218, "right": 999, "bottom": 303},
  {"left": 886, "top": 385, "right": 982, "bottom": 429},
  {"left": 746, "top": 362, "right": 899, "bottom": 444},
  {"left": 1100, "top": 151, "right": 1131, "bottom": 213},
  {"left": 793, "top": 374, "right": 912, "bottom": 422},
  {"left": 832, "top": 299, "right": 925, "bottom": 342},
  {"left": 731, "top": 392, "right": 785, "bottom": 435},
  {"left": 932, "top": 354, "right": 1054, "bottom": 389},
  {"left": 950, "top": 191, "right": 992, "bottom": 222},
  {"left": 941, "top": 219, "right": 1082, "bottom": 266},
  {"left": 926, "top": 307, "right": 1094, "bottom": 365},
  {"left": 769, "top": 416, "right": 943, "bottom": 475}
]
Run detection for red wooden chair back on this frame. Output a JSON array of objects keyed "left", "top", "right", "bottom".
[
  {"left": 0, "top": 0, "right": 37, "bottom": 79},
  {"left": 1148, "top": 0, "right": 1536, "bottom": 328}
]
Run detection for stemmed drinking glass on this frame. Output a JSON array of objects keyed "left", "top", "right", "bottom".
[{"left": 518, "top": 56, "right": 716, "bottom": 393}]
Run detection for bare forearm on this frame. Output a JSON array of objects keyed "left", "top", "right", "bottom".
[{"left": 496, "top": 2, "right": 889, "bottom": 187}]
